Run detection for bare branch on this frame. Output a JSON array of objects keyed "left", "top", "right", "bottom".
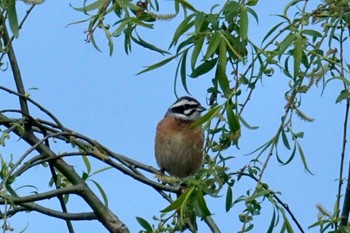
[
  {"left": 1, "top": 25, "right": 30, "bottom": 116},
  {"left": 0, "top": 185, "right": 84, "bottom": 204},
  {"left": 3, "top": 203, "right": 97, "bottom": 221}
]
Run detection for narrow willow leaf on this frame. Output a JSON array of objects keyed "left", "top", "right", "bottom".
[
  {"left": 215, "top": 62, "right": 230, "bottom": 96},
  {"left": 302, "top": 29, "right": 322, "bottom": 38},
  {"left": 102, "top": 27, "right": 114, "bottom": 56},
  {"left": 191, "top": 36, "right": 205, "bottom": 70},
  {"left": 225, "top": 186, "right": 233, "bottom": 212},
  {"left": 90, "top": 166, "right": 112, "bottom": 177},
  {"left": 204, "top": 32, "right": 221, "bottom": 60},
  {"left": 276, "top": 142, "right": 296, "bottom": 165},
  {"left": 267, "top": 208, "right": 276, "bottom": 233},
  {"left": 194, "top": 188, "right": 211, "bottom": 217},
  {"left": 262, "top": 22, "right": 284, "bottom": 45},
  {"left": 180, "top": 49, "right": 190, "bottom": 94},
  {"left": 176, "top": 36, "right": 195, "bottom": 54},
  {"left": 281, "top": 130, "right": 291, "bottom": 150},
  {"left": 190, "top": 58, "right": 218, "bottom": 78},
  {"left": 8, "top": 1, "right": 19, "bottom": 38},
  {"left": 131, "top": 34, "right": 170, "bottom": 55},
  {"left": 70, "top": 0, "right": 105, "bottom": 12},
  {"left": 82, "top": 155, "right": 91, "bottom": 175},
  {"left": 246, "top": 189, "right": 270, "bottom": 203},
  {"left": 90, "top": 179, "right": 109, "bottom": 206},
  {"left": 136, "top": 217, "right": 153, "bottom": 231},
  {"left": 294, "top": 34, "right": 303, "bottom": 78},
  {"left": 219, "top": 39, "right": 227, "bottom": 72},
  {"left": 247, "top": 7, "right": 258, "bottom": 24},
  {"left": 161, "top": 186, "right": 195, "bottom": 212},
  {"left": 170, "top": 14, "right": 195, "bottom": 47},
  {"left": 283, "top": 0, "right": 303, "bottom": 16},
  {"left": 336, "top": 89, "right": 350, "bottom": 103},
  {"left": 226, "top": 103, "right": 240, "bottom": 134},
  {"left": 90, "top": 34, "right": 102, "bottom": 53},
  {"left": 238, "top": 115, "right": 259, "bottom": 130},
  {"left": 177, "top": 0, "right": 197, "bottom": 12},
  {"left": 192, "top": 105, "right": 221, "bottom": 127},
  {"left": 137, "top": 54, "right": 178, "bottom": 75},
  {"left": 297, "top": 142, "right": 313, "bottom": 174},
  {"left": 112, "top": 20, "right": 128, "bottom": 37},
  {"left": 240, "top": 7, "right": 249, "bottom": 42},
  {"left": 277, "top": 33, "right": 295, "bottom": 59},
  {"left": 194, "top": 11, "right": 205, "bottom": 32},
  {"left": 283, "top": 215, "right": 294, "bottom": 233},
  {"left": 222, "top": 31, "right": 246, "bottom": 60}
]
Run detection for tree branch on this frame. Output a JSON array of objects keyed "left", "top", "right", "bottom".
[
  {"left": 0, "top": 185, "right": 84, "bottom": 204},
  {"left": 0, "top": 113, "right": 130, "bottom": 233},
  {"left": 2, "top": 204, "right": 97, "bottom": 221},
  {"left": 1, "top": 24, "right": 30, "bottom": 116}
]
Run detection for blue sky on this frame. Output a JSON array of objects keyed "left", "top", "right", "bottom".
[{"left": 0, "top": 0, "right": 347, "bottom": 232}]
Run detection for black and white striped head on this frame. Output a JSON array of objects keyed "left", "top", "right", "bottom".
[{"left": 165, "top": 96, "right": 206, "bottom": 121}]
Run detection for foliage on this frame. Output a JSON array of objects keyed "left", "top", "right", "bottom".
[{"left": 0, "top": 0, "right": 350, "bottom": 232}]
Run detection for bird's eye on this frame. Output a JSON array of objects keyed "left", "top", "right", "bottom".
[{"left": 183, "top": 104, "right": 189, "bottom": 109}]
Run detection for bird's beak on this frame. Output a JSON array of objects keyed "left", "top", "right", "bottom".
[{"left": 198, "top": 106, "right": 206, "bottom": 112}]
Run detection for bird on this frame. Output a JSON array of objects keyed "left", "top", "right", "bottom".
[{"left": 155, "top": 96, "right": 206, "bottom": 178}]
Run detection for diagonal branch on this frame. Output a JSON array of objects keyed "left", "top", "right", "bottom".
[
  {"left": 2, "top": 204, "right": 97, "bottom": 221},
  {"left": 0, "top": 185, "right": 84, "bottom": 205},
  {"left": 1, "top": 24, "right": 30, "bottom": 116},
  {"left": 0, "top": 112, "right": 130, "bottom": 233}
]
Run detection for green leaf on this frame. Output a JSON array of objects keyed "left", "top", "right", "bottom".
[
  {"left": 82, "top": 155, "right": 91, "bottom": 175},
  {"left": 336, "top": 90, "right": 350, "bottom": 103},
  {"left": 131, "top": 34, "right": 170, "bottom": 55},
  {"left": 0, "top": 132, "right": 10, "bottom": 146},
  {"left": 293, "top": 34, "right": 303, "bottom": 78},
  {"left": 238, "top": 115, "right": 259, "bottom": 130},
  {"left": 262, "top": 22, "right": 284, "bottom": 45},
  {"left": 240, "top": 7, "right": 249, "bottom": 42},
  {"left": 194, "top": 188, "right": 211, "bottom": 218},
  {"left": 136, "top": 217, "right": 153, "bottom": 231},
  {"left": 71, "top": 0, "right": 106, "bottom": 13},
  {"left": 7, "top": 0, "right": 19, "bottom": 38},
  {"left": 283, "top": 0, "right": 303, "bottom": 16},
  {"left": 267, "top": 208, "right": 276, "bottom": 233},
  {"left": 225, "top": 186, "right": 233, "bottom": 212},
  {"left": 219, "top": 38, "right": 227, "bottom": 73},
  {"left": 302, "top": 29, "right": 322, "bottom": 38},
  {"left": 112, "top": 20, "right": 128, "bottom": 37},
  {"left": 90, "top": 166, "right": 112, "bottom": 177},
  {"left": 102, "top": 27, "right": 114, "bottom": 56},
  {"left": 247, "top": 7, "right": 258, "bottom": 24},
  {"left": 90, "top": 179, "right": 109, "bottom": 206},
  {"left": 190, "top": 58, "right": 218, "bottom": 78},
  {"left": 170, "top": 14, "right": 195, "bottom": 48},
  {"left": 191, "top": 36, "right": 205, "bottom": 70},
  {"left": 192, "top": 105, "right": 221, "bottom": 127},
  {"left": 246, "top": 189, "right": 271, "bottom": 203},
  {"left": 204, "top": 32, "right": 221, "bottom": 60},
  {"left": 283, "top": 215, "right": 294, "bottom": 233},
  {"left": 226, "top": 102, "right": 240, "bottom": 134},
  {"left": 276, "top": 141, "right": 296, "bottom": 165},
  {"left": 90, "top": 33, "right": 102, "bottom": 53},
  {"left": 180, "top": 49, "right": 190, "bottom": 94},
  {"left": 277, "top": 33, "right": 295, "bottom": 59},
  {"left": 161, "top": 186, "right": 195, "bottom": 212},
  {"left": 137, "top": 54, "right": 178, "bottom": 75},
  {"left": 194, "top": 11, "right": 205, "bottom": 32},
  {"left": 281, "top": 130, "right": 291, "bottom": 150},
  {"left": 297, "top": 142, "right": 313, "bottom": 174},
  {"left": 215, "top": 63, "right": 230, "bottom": 97},
  {"left": 177, "top": 0, "right": 197, "bottom": 12}
]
